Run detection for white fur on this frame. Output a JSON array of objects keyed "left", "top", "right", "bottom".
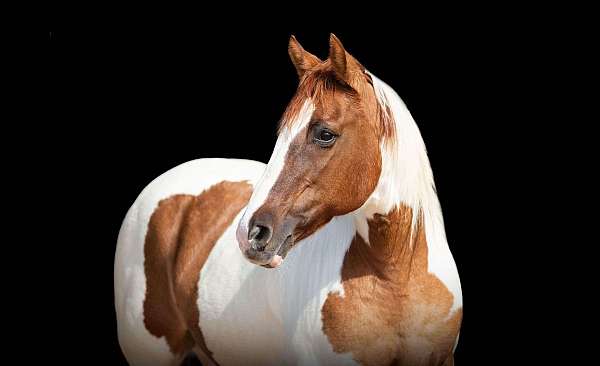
[{"left": 198, "top": 212, "right": 356, "bottom": 365}]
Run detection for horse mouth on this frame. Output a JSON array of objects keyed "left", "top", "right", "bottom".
[{"left": 261, "top": 235, "right": 294, "bottom": 269}]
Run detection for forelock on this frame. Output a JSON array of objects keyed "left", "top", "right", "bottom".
[{"left": 279, "top": 69, "right": 354, "bottom": 133}]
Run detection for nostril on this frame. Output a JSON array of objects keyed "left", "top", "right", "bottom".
[
  {"left": 248, "top": 226, "right": 261, "bottom": 241},
  {"left": 248, "top": 224, "right": 271, "bottom": 250},
  {"left": 251, "top": 225, "right": 269, "bottom": 242}
]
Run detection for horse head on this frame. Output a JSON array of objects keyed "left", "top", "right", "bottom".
[{"left": 237, "top": 34, "right": 395, "bottom": 268}]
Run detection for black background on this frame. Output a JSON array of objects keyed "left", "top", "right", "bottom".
[{"left": 31, "top": 25, "right": 561, "bottom": 364}]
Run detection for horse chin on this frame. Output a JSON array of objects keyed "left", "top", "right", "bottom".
[{"left": 262, "top": 254, "right": 283, "bottom": 269}]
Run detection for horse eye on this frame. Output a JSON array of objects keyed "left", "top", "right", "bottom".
[
  {"left": 313, "top": 126, "right": 337, "bottom": 147},
  {"left": 319, "top": 130, "right": 334, "bottom": 141}
]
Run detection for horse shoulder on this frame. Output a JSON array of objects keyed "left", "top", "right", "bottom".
[{"left": 321, "top": 210, "right": 461, "bottom": 366}]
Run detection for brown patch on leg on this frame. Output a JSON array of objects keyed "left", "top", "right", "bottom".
[
  {"left": 143, "top": 181, "right": 253, "bottom": 362},
  {"left": 322, "top": 205, "right": 462, "bottom": 366}
]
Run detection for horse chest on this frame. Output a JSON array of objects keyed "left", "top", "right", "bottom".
[
  {"left": 319, "top": 214, "right": 463, "bottom": 366},
  {"left": 198, "top": 215, "right": 358, "bottom": 366},
  {"left": 321, "top": 275, "right": 459, "bottom": 366}
]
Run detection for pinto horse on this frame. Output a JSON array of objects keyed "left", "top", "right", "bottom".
[{"left": 114, "top": 34, "right": 462, "bottom": 366}]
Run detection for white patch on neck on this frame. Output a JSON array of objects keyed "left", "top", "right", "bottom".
[
  {"left": 353, "top": 72, "right": 463, "bottom": 316},
  {"left": 275, "top": 214, "right": 357, "bottom": 365},
  {"left": 239, "top": 100, "right": 315, "bottom": 232}
]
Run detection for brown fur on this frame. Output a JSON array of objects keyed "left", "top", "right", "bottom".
[
  {"left": 322, "top": 205, "right": 462, "bottom": 366},
  {"left": 288, "top": 35, "right": 322, "bottom": 78},
  {"left": 143, "top": 181, "right": 253, "bottom": 361}
]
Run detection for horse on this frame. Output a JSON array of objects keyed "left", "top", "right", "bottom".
[{"left": 114, "top": 34, "right": 462, "bottom": 366}]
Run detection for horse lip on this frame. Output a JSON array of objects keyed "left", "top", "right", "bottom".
[
  {"left": 260, "top": 235, "right": 294, "bottom": 269},
  {"left": 276, "top": 235, "right": 294, "bottom": 258},
  {"left": 267, "top": 234, "right": 292, "bottom": 258},
  {"left": 268, "top": 234, "right": 293, "bottom": 258}
]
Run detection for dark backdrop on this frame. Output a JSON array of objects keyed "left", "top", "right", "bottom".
[{"left": 35, "top": 27, "right": 551, "bottom": 364}]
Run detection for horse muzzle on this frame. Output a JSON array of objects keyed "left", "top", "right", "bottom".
[{"left": 236, "top": 212, "right": 299, "bottom": 268}]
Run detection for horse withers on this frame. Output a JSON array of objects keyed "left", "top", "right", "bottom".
[{"left": 114, "top": 34, "right": 462, "bottom": 366}]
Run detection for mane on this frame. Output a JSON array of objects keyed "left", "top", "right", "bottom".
[
  {"left": 366, "top": 71, "right": 445, "bottom": 243},
  {"left": 368, "top": 72, "right": 460, "bottom": 314}
]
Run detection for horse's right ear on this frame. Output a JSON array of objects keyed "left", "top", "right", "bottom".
[{"left": 288, "top": 35, "right": 321, "bottom": 78}]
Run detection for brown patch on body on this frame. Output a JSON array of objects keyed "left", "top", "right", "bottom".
[
  {"left": 322, "top": 205, "right": 462, "bottom": 366},
  {"left": 143, "top": 181, "right": 253, "bottom": 361}
]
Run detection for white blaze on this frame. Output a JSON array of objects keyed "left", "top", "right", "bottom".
[{"left": 239, "top": 100, "right": 315, "bottom": 233}]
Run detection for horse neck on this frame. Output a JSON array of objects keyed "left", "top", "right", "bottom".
[
  {"left": 347, "top": 71, "right": 448, "bottom": 281},
  {"left": 349, "top": 167, "right": 442, "bottom": 283}
]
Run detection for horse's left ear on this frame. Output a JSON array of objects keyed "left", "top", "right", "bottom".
[
  {"left": 329, "top": 33, "right": 364, "bottom": 88},
  {"left": 288, "top": 35, "right": 322, "bottom": 78}
]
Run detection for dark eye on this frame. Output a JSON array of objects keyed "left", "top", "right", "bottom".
[
  {"left": 319, "top": 130, "right": 334, "bottom": 141},
  {"left": 313, "top": 126, "right": 338, "bottom": 147}
]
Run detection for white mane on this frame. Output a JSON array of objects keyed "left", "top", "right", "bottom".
[
  {"left": 368, "top": 72, "right": 438, "bottom": 232},
  {"left": 362, "top": 71, "right": 462, "bottom": 314},
  {"left": 355, "top": 72, "right": 439, "bottom": 240}
]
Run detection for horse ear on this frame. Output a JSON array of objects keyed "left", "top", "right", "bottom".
[
  {"left": 329, "top": 33, "right": 364, "bottom": 86},
  {"left": 288, "top": 35, "right": 321, "bottom": 78}
]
